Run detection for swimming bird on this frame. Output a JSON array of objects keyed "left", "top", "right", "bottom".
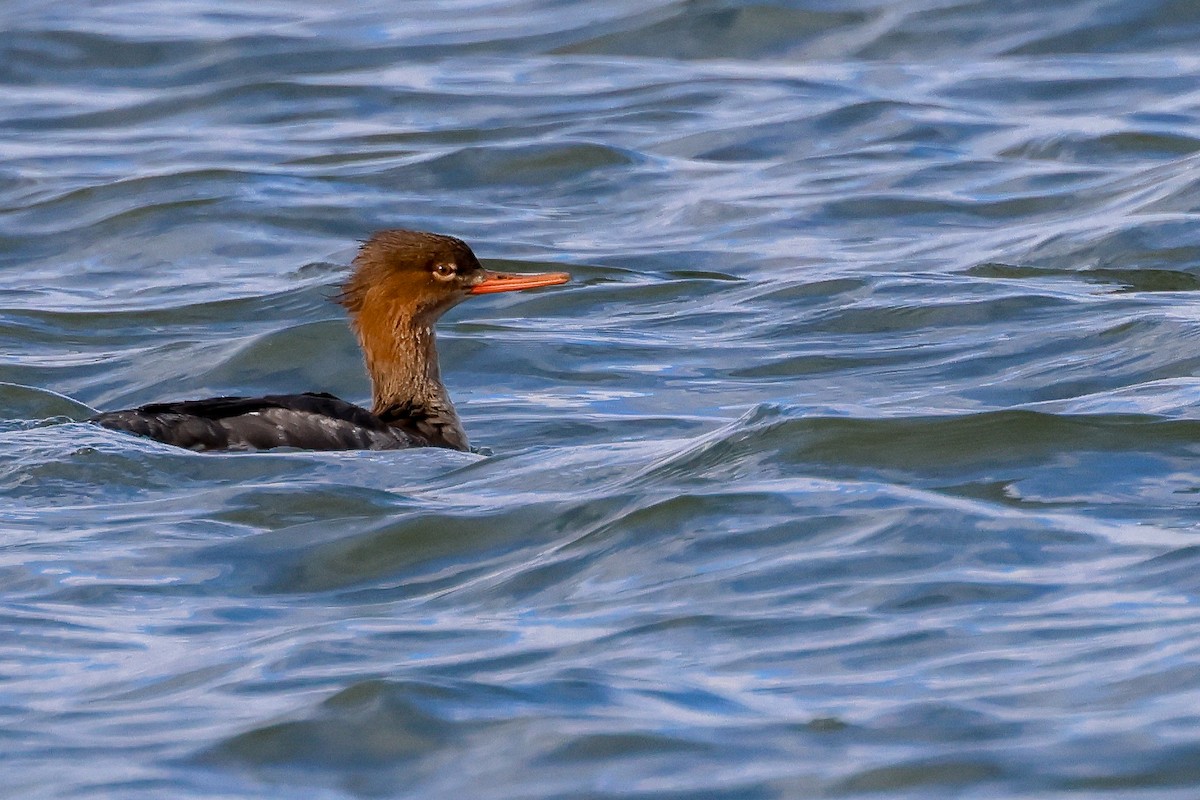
[{"left": 90, "top": 230, "right": 569, "bottom": 452}]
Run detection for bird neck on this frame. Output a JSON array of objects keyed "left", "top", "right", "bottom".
[{"left": 353, "top": 307, "right": 468, "bottom": 450}]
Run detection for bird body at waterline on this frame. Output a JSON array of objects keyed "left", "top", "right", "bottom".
[{"left": 90, "top": 230, "right": 570, "bottom": 452}]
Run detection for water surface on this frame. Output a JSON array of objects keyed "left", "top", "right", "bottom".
[{"left": 4, "top": 1, "right": 1200, "bottom": 797}]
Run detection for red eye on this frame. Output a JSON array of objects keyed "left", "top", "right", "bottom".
[{"left": 432, "top": 263, "right": 456, "bottom": 279}]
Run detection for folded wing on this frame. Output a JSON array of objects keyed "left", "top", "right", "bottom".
[{"left": 91, "top": 392, "right": 418, "bottom": 451}]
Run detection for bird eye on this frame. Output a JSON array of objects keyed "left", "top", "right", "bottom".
[{"left": 432, "top": 263, "right": 457, "bottom": 280}]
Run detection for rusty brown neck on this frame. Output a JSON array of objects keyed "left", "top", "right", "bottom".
[{"left": 351, "top": 306, "right": 468, "bottom": 451}]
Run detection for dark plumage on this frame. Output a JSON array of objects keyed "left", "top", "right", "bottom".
[
  {"left": 91, "top": 393, "right": 421, "bottom": 451},
  {"left": 89, "top": 230, "right": 569, "bottom": 452}
]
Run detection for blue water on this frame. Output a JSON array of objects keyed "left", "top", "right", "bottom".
[{"left": 5, "top": 1, "right": 1200, "bottom": 797}]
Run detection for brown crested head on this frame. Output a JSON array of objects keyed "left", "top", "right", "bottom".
[
  {"left": 338, "top": 229, "right": 486, "bottom": 320},
  {"left": 338, "top": 229, "right": 570, "bottom": 322}
]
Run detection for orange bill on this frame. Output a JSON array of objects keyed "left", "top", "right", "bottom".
[{"left": 469, "top": 270, "right": 571, "bottom": 295}]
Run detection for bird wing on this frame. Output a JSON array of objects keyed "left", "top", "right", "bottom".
[{"left": 91, "top": 392, "right": 417, "bottom": 451}]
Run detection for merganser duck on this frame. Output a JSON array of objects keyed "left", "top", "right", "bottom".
[{"left": 90, "top": 230, "right": 569, "bottom": 451}]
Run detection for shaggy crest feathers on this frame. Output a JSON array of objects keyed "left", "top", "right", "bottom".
[{"left": 337, "top": 229, "right": 481, "bottom": 316}]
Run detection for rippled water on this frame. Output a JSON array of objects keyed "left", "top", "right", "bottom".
[{"left": 5, "top": 1, "right": 1200, "bottom": 797}]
